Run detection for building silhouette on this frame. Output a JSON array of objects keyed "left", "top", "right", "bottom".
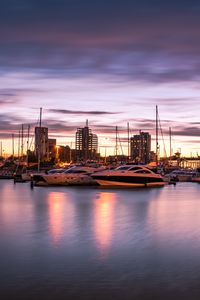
[
  {"left": 130, "top": 131, "right": 151, "bottom": 164},
  {"left": 48, "top": 138, "right": 56, "bottom": 161},
  {"left": 75, "top": 120, "right": 98, "bottom": 161},
  {"left": 35, "top": 127, "right": 48, "bottom": 161}
]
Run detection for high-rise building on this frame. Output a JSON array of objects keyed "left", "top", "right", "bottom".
[
  {"left": 75, "top": 121, "right": 98, "bottom": 161},
  {"left": 130, "top": 132, "right": 151, "bottom": 164},
  {"left": 58, "top": 145, "right": 71, "bottom": 162},
  {"left": 48, "top": 138, "right": 56, "bottom": 161},
  {"left": 35, "top": 127, "right": 48, "bottom": 161}
]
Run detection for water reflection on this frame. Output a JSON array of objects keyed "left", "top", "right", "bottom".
[
  {"left": 48, "top": 191, "right": 65, "bottom": 246},
  {"left": 148, "top": 188, "right": 200, "bottom": 247},
  {"left": 2, "top": 181, "right": 200, "bottom": 300},
  {"left": 93, "top": 192, "right": 116, "bottom": 258},
  {"left": 0, "top": 181, "right": 34, "bottom": 234}
]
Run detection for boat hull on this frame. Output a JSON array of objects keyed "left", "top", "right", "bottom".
[
  {"left": 192, "top": 177, "right": 200, "bottom": 183},
  {"left": 32, "top": 174, "right": 97, "bottom": 186},
  {"left": 95, "top": 179, "right": 165, "bottom": 187},
  {"left": 0, "top": 175, "right": 14, "bottom": 179}
]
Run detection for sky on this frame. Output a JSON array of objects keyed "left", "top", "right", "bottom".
[{"left": 1, "top": 0, "right": 200, "bottom": 157}]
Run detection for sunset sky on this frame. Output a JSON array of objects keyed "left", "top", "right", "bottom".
[{"left": 1, "top": 0, "right": 200, "bottom": 156}]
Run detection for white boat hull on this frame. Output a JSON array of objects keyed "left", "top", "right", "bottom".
[{"left": 42, "top": 174, "right": 95, "bottom": 186}]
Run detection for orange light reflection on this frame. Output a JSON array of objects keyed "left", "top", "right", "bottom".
[
  {"left": 48, "top": 191, "right": 65, "bottom": 246},
  {"left": 94, "top": 192, "right": 116, "bottom": 258}
]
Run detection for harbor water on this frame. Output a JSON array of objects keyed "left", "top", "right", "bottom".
[{"left": 1, "top": 181, "right": 200, "bottom": 299}]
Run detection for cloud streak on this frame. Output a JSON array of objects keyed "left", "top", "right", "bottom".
[
  {"left": 1, "top": 1, "right": 200, "bottom": 154},
  {"left": 1, "top": 1, "right": 200, "bottom": 84},
  {"left": 47, "top": 109, "right": 120, "bottom": 115}
]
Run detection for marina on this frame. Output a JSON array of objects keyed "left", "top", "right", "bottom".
[
  {"left": 1, "top": 1, "right": 200, "bottom": 299},
  {"left": 1, "top": 180, "right": 200, "bottom": 299}
]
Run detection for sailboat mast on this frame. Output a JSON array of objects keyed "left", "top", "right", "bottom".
[
  {"left": 169, "top": 127, "right": 172, "bottom": 163},
  {"left": 18, "top": 130, "right": 20, "bottom": 158},
  {"left": 115, "top": 126, "right": 118, "bottom": 159},
  {"left": 21, "top": 124, "right": 24, "bottom": 157},
  {"left": 156, "top": 105, "right": 159, "bottom": 168},
  {"left": 27, "top": 125, "right": 30, "bottom": 166},
  {"left": 39, "top": 107, "right": 42, "bottom": 128},
  {"left": 12, "top": 133, "right": 14, "bottom": 159},
  {"left": 38, "top": 107, "right": 42, "bottom": 172},
  {"left": 127, "top": 122, "right": 130, "bottom": 162},
  {"left": 0, "top": 141, "right": 2, "bottom": 157}
]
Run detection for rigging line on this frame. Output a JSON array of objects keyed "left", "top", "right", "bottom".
[
  {"left": 28, "top": 116, "right": 40, "bottom": 151},
  {"left": 117, "top": 130, "right": 124, "bottom": 156},
  {"left": 158, "top": 115, "right": 167, "bottom": 158},
  {"left": 29, "top": 125, "right": 35, "bottom": 150}
]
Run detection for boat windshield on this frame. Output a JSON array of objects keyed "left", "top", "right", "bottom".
[
  {"left": 134, "top": 169, "right": 152, "bottom": 174},
  {"left": 115, "top": 166, "right": 132, "bottom": 171},
  {"left": 128, "top": 167, "right": 144, "bottom": 171},
  {"left": 48, "top": 169, "right": 65, "bottom": 174},
  {"left": 64, "top": 168, "right": 88, "bottom": 174}
]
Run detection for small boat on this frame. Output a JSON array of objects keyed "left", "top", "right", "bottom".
[
  {"left": 192, "top": 176, "right": 200, "bottom": 183},
  {"left": 91, "top": 165, "right": 165, "bottom": 187},
  {"left": 165, "top": 169, "right": 198, "bottom": 182}
]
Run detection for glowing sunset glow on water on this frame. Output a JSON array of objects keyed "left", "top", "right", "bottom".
[
  {"left": 48, "top": 191, "right": 65, "bottom": 245},
  {"left": 2, "top": 181, "right": 200, "bottom": 299},
  {"left": 93, "top": 192, "right": 116, "bottom": 257}
]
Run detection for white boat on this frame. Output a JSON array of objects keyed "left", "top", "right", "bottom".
[
  {"left": 22, "top": 168, "right": 66, "bottom": 181},
  {"left": 192, "top": 176, "right": 200, "bottom": 183},
  {"left": 165, "top": 169, "right": 198, "bottom": 182},
  {"left": 91, "top": 165, "right": 165, "bottom": 187},
  {"left": 32, "top": 166, "right": 102, "bottom": 186}
]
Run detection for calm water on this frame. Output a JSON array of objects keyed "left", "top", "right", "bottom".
[{"left": 1, "top": 181, "right": 200, "bottom": 299}]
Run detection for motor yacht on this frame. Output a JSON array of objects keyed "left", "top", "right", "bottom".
[
  {"left": 91, "top": 165, "right": 165, "bottom": 187},
  {"left": 32, "top": 166, "right": 102, "bottom": 186},
  {"left": 20, "top": 168, "right": 65, "bottom": 182}
]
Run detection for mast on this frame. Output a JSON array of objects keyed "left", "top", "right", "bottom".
[
  {"left": 18, "top": 130, "right": 20, "bottom": 158},
  {"left": 169, "top": 127, "right": 172, "bottom": 164},
  {"left": 156, "top": 105, "right": 159, "bottom": 168},
  {"left": 70, "top": 141, "right": 72, "bottom": 163},
  {"left": 12, "top": 134, "right": 14, "bottom": 159},
  {"left": 27, "top": 125, "right": 30, "bottom": 167},
  {"left": 39, "top": 107, "right": 42, "bottom": 128},
  {"left": 104, "top": 147, "right": 107, "bottom": 164},
  {"left": 38, "top": 107, "right": 42, "bottom": 172},
  {"left": 127, "top": 122, "right": 130, "bottom": 162},
  {"left": 0, "top": 141, "right": 2, "bottom": 157},
  {"left": 115, "top": 126, "right": 118, "bottom": 160},
  {"left": 21, "top": 124, "right": 24, "bottom": 157}
]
